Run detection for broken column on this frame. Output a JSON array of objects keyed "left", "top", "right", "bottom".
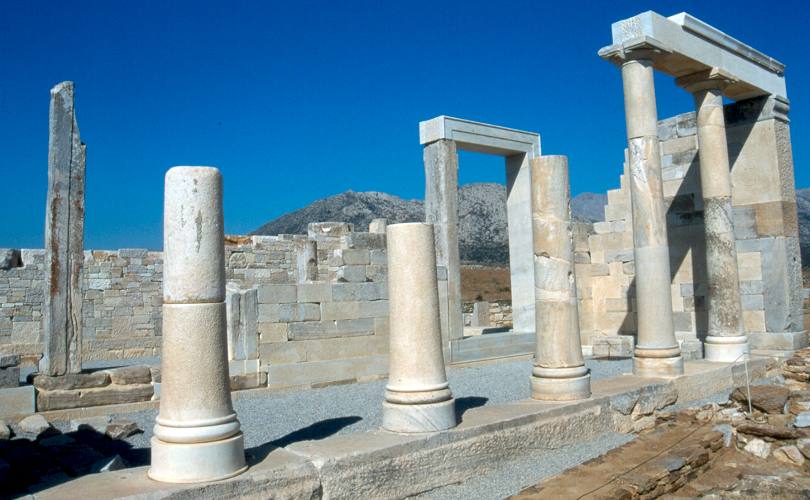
[
  {"left": 529, "top": 156, "right": 590, "bottom": 400},
  {"left": 620, "top": 53, "right": 683, "bottom": 377},
  {"left": 42, "top": 81, "right": 86, "bottom": 376},
  {"left": 677, "top": 69, "right": 748, "bottom": 362},
  {"left": 149, "top": 167, "right": 247, "bottom": 483},
  {"left": 383, "top": 223, "right": 456, "bottom": 432}
]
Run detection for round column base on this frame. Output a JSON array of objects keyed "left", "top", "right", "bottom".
[
  {"left": 530, "top": 371, "right": 591, "bottom": 401},
  {"left": 633, "top": 355, "right": 684, "bottom": 378},
  {"left": 148, "top": 432, "right": 247, "bottom": 483},
  {"left": 704, "top": 336, "right": 749, "bottom": 362},
  {"left": 382, "top": 398, "right": 457, "bottom": 433}
]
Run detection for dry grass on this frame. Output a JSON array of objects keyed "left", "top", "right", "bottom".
[{"left": 461, "top": 265, "right": 511, "bottom": 302}]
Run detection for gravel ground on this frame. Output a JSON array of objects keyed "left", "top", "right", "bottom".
[{"left": 105, "top": 357, "right": 632, "bottom": 455}]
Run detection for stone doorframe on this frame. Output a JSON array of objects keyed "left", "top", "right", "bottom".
[{"left": 420, "top": 116, "right": 541, "bottom": 341}]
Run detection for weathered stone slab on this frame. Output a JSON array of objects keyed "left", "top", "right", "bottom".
[
  {"left": 0, "top": 249, "right": 22, "bottom": 270},
  {"left": 0, "top": 367, "right": 19, "bottom": 388},
  {"left": 31, "top": 371, "right": 111, "bottom": 391},
  {"left": 36, "top": 383, "right": 153, "bottom": 411},
  {"left": 42, "top": 81, "right": 85, "bottom": 376},
  {"left": 287, "top": 318, "right": 375, "bottom": 340},
  {"left": 0, "top": 355, "right": 20, "bottom": 369},
  {"left": 103, "top": 365, "right": 152, "bottom": 385},
  {"left": 731, "top": 384, "right": 789, "bottom": 414},
  {"left": 0, "top": 386, "right": 35, "bottom": 419}
]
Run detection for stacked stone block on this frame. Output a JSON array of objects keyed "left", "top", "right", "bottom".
[{"left": 577, "top": 97, "right": 804, "bottom": 358}]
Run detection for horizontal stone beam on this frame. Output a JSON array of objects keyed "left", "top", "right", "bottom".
[
  {"left": 599, "top": 11, "right": 787, "bottom": 101},
  {"left": 419, "top": 115, "right": 540, "bottom": 157}
]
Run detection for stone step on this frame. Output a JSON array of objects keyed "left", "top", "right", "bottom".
[{"left": 510, "top": 416, "right": 724, "bottom": 499}]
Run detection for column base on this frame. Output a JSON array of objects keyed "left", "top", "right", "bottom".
[
  {"left": 704, "top": 335, "right": 749, "bottom": 363},
  {"left": 530, "top": 368, "right": 591, "bottom": 401},
  {"left": 633, "top": 355, "right": 684, "bottom": 378},
  {"left": 382, "top": 399, "right": 457, "bottom": 433},
  {"left": 148, "top": 432, "right": 247, "bottom": 483}
]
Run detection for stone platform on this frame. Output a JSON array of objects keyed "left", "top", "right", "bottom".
[{"left": 33, "top": 358, "right": 771, "bottom": 499}]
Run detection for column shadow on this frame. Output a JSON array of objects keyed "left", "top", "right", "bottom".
[
  {"left": 455, "top": 396, "right": 488, "bottom": 421},
  {"left": 245, "top": 416, "right": 362, "bottom": 465}
]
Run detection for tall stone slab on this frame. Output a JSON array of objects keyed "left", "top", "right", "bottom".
[{"left": 42, "top": 81, "right": 85, "bottom": 376}]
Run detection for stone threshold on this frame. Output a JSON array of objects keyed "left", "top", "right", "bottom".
[{"left": 32, "top": 358, "right": 771, "bottom": 500}]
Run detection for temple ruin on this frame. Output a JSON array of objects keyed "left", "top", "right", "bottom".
[{"left": 0, "top": 10, "right": 806, "bottom": 499}]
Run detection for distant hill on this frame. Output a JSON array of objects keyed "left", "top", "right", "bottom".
[{"left": 252, "top": 184, "right": 607, "bottom": 265}]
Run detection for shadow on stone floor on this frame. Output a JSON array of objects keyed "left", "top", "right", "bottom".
[
  {"left": 1, "top": 425, "right": 143, "bottom": 498},
  {"left": 246, "top": 416, "right": 363, "bottom": 465},
  {"left": 455, "top": 396, "right": 488, "bottom": 421}
]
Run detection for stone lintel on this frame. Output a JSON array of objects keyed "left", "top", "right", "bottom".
[
  {"left": 600, "top": 11, "right": 787, "bottom": 101},
  {"left": 419, "top": 115, "right": 540, "bottom": 157}
]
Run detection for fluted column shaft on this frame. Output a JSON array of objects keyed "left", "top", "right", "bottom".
[
  {"left": 678, "top": 71, "right": 748, "bottom": 361},
  {"left": 530, "top": 155, "right": 590, "bottom": 400},
  {"left": 621, "top": 57, "right": 684, "bottom": 377}
]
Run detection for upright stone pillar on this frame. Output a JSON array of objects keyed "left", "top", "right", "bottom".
[
  {"left": 620, "top": 55, "right": 684, "bottom": 377},
  {"left": 677, "top": 69, "right": 748, "bottom": 362},
  {"left": 149, "top": 167, "right": 247, "bottom": 483},
  {"left": 424, "top": 140, "right": 462, "bottom": 342},
  {"left": 383, "top": 223, "right": 456, "bottom": 433},
  {"left": 43, "top": 81, "right": 86, "bottom": 376},
  {"left": 530, "top": 156, "right": 591, "bottom": 400},
  {"left": 295, "top": 239, "right": 318, "bottom": 283}
]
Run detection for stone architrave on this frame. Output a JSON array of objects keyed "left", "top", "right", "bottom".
[
  {"left": 620, "top": 51, "right": 684, "bottom": 377},
  {"left": 42, "top": 81, "right": 86, "bottom": 376},
  {"left": 383, "top": 223, "right": 456, "bottom": 433},
  {"left": 149, "top": 167, "right": 247, "bottom": 483},
  {"left": 530, "top": 156, "right": 591, "bottom": 400},
  {"left": 677, "top": 69, "right": 749, "bottom": 362}
]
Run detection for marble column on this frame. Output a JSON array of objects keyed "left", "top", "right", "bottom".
[
  {"left": 529, "top": 156, "right": 591, "bottom": 400},
  {"left": 621, "top": 56, "right": 684, "bottom": 377},
  {"left": 677, "top": 69, "right": 748, "bottom": 362},
  {"left": 149, "top": 167, "right": 247, "bottom": 483},
  {"left": 383, "top": 223, "right": 456, "bottom": 433},
  {"left": 295, "top": 239, "right": 318, "bottom": 283}
]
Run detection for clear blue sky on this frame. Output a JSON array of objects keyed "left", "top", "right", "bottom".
[{"left": 1, "top": 1, "right": 808, "bottom": 250}]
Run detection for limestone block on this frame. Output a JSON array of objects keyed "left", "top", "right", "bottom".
[
  {"left": 308, "top": 222, "right": 354, "bottom": 239},
  {"left": 339, "top": 249, "right": 371, "bottom": 266},
  {"left": 287, "top": 318, "right": 376, "bottom": 341},
  {"left": 31, "top": 371, "right": 110, "bottom": 391},
  {"left": 332, "top": 282, "right": 387, "bottom": 301},
  {"left": 257, "top": 284, "right": 297, "bottom": 304},
  {"left": 297, "top": 283, "right": 332, "bottom": 303},
  {"left": 258, "top": 322, "right": 288, "bottom": 343},
  {"left": 342, "top": 233, "right": 386, "bottom": 250},
  {"left": 737, "top": 252, "right": 762, "bottom": 281},
  {"left": 0, "top": 355, "right": 20, "bottom": 369},
  {"left": 743, "top": 310, "right": 765, "bottom": 332},
  {"left": 0, "top": 249, "right": 22, "bottom": 270},
  {"left": 37, "top": 384, "right": 153, "bottom": 411},
  {"left": 741, "top": 294, "right": 764, "bottom": 311},
  {"left": 320, "top": 300, "right": 388, "bottom": 321},
  {"left": 593, "top": 222, "right": 612, "bottom": 234},
  {"left": 0, "top": 386, "right": 34, "bottom": 419},
  {"left": 260, "top": 341, "right": 307, "bottom": 365},
  {"left": 258, "top": 303, "right": 320, "bottom": 323},
  {"left": 369, "top": 218, "right": 387, "bottom": 234},
  {"left": 604, "top": 204, "right": 627, "bottom": 222},
  {"left": 336, "top": 265, "right": 367, "bottom": 283},
  {"left": 163, "top": 167, "right": 225, "bottom": 304},
  {"left": 0, "top": 367, "right": 19, "bottom": 388},
  {"left": 294, "top": 239, "right": 318, "bottom": 283},
  {"left": 103, "top": 365, "right": 152, "bottom": 385}
]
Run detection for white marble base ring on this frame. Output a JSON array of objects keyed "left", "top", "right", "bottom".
[
  {"left": 382, "top": 398, "right": 456, "bottom": 433},
  {"left": 148, "top": 432, "right": 247, "bottom": 483}
]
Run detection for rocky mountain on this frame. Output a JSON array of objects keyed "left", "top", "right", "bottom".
[{"left": 252, "top": 184, "right": 607, "bottom": 265}]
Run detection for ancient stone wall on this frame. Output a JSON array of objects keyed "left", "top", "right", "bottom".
[
  {"left": 0, "top": 222, "right": 390, "bottom": 388},
  {"left": 577, "top": 97, "right": 803, "bottom": 357}
]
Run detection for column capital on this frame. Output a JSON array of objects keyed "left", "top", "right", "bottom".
[
  {"left": 598, "top": 36, "right": 671, "bottom": 67},
  {"left": 675, "top": 68, "right": 737, "bottom": 93}
]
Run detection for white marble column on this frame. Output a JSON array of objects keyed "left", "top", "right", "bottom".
[
  {"left": 621, "top": 56, "right": 684, "bottom": 377},
  {"left": 529, "top": 156, "right": 591, "bottom": 400},
  {"left": 149, "top": 167, "right": 247, "bottom": 483},
  {"left": 383, "top": 223, "right": 456, "bottom": 433},
  {"left": 677, "top": 70, "right": 748, "bottom": 362}
]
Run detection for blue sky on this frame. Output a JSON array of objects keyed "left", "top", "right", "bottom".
[{"left": 1, "top": 1, "right": 808, "bottom": 250}]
